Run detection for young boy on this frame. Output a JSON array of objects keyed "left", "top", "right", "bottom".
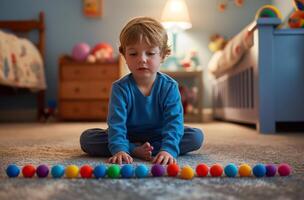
[{"left": 80, "top": 17, "right": 204, "bottom": 165}]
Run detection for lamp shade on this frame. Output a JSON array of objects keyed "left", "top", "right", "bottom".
[{"left": 161, "top": 0, "right": 192, "bottom": 30}]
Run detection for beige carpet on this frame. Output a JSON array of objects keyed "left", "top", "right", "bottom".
[{"left": 0, "top": 122, "right": 303, "bottom": 200}]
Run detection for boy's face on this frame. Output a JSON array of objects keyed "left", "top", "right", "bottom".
[{"left": 124, "top": 41, "right": 163, "bottom": 82}]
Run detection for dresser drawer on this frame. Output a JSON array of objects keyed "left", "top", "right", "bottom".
[
  {"left": 61, "top": 65, "right": 119, "bottom": 81},
  {"left": 60, "top": 81, "right": 112, "bottom": 99},
  {"left": 59, "top": 101, "right": 108, "bottom": 120}
]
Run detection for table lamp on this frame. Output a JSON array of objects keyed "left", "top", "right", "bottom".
[{"left": 161, "top": 0, "right": 192, "bottom": 54}]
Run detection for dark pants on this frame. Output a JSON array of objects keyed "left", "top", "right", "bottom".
[{"left": 80, "top": 126, "right": 204, "bottom": 157}]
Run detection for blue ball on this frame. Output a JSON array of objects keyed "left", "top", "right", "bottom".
[
  {"left": 6, "top": 164, "right": 20, "bottom": 178},
  {"left": 135, "top": 164, "right": 149, "bottom": 178},
  {"left": 253, "top": 163, "right": 266, "bottom": 178},
  {"left": 94, "top": 165, "right": 107, "bottom": 178},
  {"left": 224, "top": 163, "right": 238, "bottom": 177},
  {"left": 121, "top": 164, "right": 134, "bottom": 178},
  {"left": 51, "top": 165, "right": 65, "bottom": 178}
]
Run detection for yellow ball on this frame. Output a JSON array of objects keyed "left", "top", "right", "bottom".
[
  {"left": 239, "top": 164, "right": 252, "bottom": 177},
  {"left": 65, "top": 165, "right": 79, "bottom": 178},
  {"left": 180, "top": 165, "right": 194, "bottom": 180}
]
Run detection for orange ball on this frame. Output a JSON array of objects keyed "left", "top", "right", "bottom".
[
  {"left": 210, "top": 164, "right": 223, "bottom": 177},
  {"left": 167, "top": 163, "right": 179, "bottom": 177},
  {"left": 239, "top": 164, "right": 252, "bottom": 177},
  {"left": 196, "top": 163, "right": 209, "bottom": 177},
  {"left": 180, "top": 165, "right": 194, "bottom": 180},
  {"left": 80, "top": 164, "right": 93, "bottom": 178}
]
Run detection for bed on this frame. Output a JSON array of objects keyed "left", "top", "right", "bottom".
[
  {"left": 209, "top": 18, "right": 304, "bottom": 133},
  {"left": 0, "top": 12, "right": 46, "bottom": 120}
]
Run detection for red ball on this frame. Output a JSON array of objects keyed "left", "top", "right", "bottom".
[
  {"left": 278, "top": 163, "right": 292, "bottom": 176},
  {"left": 196, "top": 163, "right": 209, "bottom": 177},
  {"left": 210, "top": 164, "right": 223, "bottom": 177},
  {"left": 167, "top": 163, "right": 179, "bottom": 177},
  {"left": 80, "top": 164, "right": 93, "bottom": 178},
  {"left": 22, "top": 164, "right": 36, "bottom": 178}
]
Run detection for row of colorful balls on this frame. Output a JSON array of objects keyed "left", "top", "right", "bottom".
[{"left": 6, "top": 163, "right": 292, "bottom": 180}]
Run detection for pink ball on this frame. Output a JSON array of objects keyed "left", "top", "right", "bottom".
[
  {"left": 72, "top": 43, "right": 90, "bottom": 61},
  {"left": 278, "top": 163, "right": 292, "bottom": 176}
]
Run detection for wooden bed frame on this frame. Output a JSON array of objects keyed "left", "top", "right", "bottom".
[
  {"left": 212, "top": 18, "right": 304, "bottom": 133},
  {"left": 0, "top": 12, "right": 46, "bottom": 120}
]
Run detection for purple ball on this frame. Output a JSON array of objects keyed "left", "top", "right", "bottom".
[
  {"left": 278, "top": 163, "right": 292, "bottom": 176},
  {"left": 151, "top": 164, "right": 165, "bottom": 177},
  {"left": 36, "top": 164, "right": 49, "bottom": 178},
  {"left": 265, "top": 164, "right": 277, "bottom": 177},
  {"left": 72, "top": 43, "right": 90, "bottom": 61}
]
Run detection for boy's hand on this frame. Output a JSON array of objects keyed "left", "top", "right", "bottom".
[
  {"left": 108, "top": 151, "right": 133, "bottom": 165},
  {"left": 152, "top": 151, "right": 176, "bottom": 165}
]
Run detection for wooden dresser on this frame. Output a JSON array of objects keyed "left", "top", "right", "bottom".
[{"left": 58, "top": 55, "right": 122, "bottom": 121}]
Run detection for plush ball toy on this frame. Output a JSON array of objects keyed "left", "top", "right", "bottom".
[
  {"left": 278, "top": 163, "right": 292, "bottom": 176},
  {"left": 196, "top": 163, "right": 209, "bottom": 177},
  {"left": 51, "top": 165, "right": 65, "bottom": 178},
  {"left": 252, "top": 163, "right": 266, "bottom": 178},
  {"left": 94, "top": 165, "right": 107, "bottom": 178},
  {"left": 36, "top": 164, "right": 49, "bottom": 178},
  {"left": 288, "top": 10, "right": 304, "bottom": 28},
  {"left": 210, "top": 164, "right": 223, "bottom": 177},
  {"left": 167, "top": 163, "right": 180, "bottom": 177},
  {"left": 22, "top": 164, "right": 36, "bottom": 178},
  {"left": 151, "top": 164, "right": 166, "bottom": 177},
  {"left": 255, "top": 5, "right": 282, "bottom": 20},
  {"left": 180, "top": 165, "right": 195, "bottom": 180},
  {"left": 265, "top": 164, "right": 277, "bottom": 177},
  {"left": 80, "top": 164, "right": 93, "bottom": 178},
  {"left": 238, "top": 164, "right": 252, "bottom": 177},
  {"left": 89, "top": 42, "right": 114, "bottom": 63},
  {"left": 107, "top": 164, "right": 120, "bottom": 178},
  {"left": 72, "top": 43, "right": 90, "bottom": 61},
  {"left": 135, "top": 164, "right": 149, "bottom": 178},
  {"left": 121, "top": 164, "right": 134, "bottom": 178},
  {"left": 6, "top": 164, "right": 20, "bottom": 178},
  {"left": 224, "top": 163, "right": 238, "bottom": 177},
  {"left": 65, "top": 165, "right": 79, "bottom": 178}
]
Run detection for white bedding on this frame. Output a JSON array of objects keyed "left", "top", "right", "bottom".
[
  {"left": 208, "top": 23, "right": 254, "bottom": 76},
  {"left": 0, "top": 30, "right": 46, "bottom": 90}
]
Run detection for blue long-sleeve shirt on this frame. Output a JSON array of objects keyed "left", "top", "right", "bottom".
[{"left": 107, "top": 72, "right": 184, "bottom": 158}]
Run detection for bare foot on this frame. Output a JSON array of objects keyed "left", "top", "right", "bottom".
[{"left": 132, "top": 142, "right": 154, "bottom": 161}]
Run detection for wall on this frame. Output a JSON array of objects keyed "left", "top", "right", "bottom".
[{"left": 0, "top": 0, "right": 271, "bottom": 118}]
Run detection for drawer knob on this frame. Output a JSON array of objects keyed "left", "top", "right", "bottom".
[{"left": 74, "top": 87, "right": 80, "bottom": 93}]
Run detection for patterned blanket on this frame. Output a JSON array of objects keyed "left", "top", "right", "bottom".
[{"left": 0, "top": 30, "right": 46, "bottom": 90}]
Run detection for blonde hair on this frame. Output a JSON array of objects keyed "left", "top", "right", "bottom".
[{"left": 119, "top": 16, "right": 171, "bottom": 58}]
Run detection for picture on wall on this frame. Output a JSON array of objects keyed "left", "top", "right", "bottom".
[{"left": 83, "top": 0, "right": 103, "bottom": 17}]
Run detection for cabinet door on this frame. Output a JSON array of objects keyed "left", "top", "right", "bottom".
[
  {"left": 59, "top": 81, "right": 113, "bottom": 99},
  {"left": 59, "top": 100, "right": 108, "bottom": 120},
  {"left": 61, "top": 65, "right": 119, "bottom": 81},
  {"left": 59, "top": 101, "right": 90, "bottom": 119}
]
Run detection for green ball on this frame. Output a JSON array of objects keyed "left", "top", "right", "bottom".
[{"left": 107, "top": 164, "right": 120, "bottom": 178}]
